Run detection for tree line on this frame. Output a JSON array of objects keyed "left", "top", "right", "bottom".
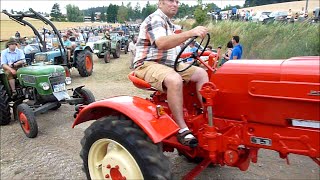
[
  {"left": 50, "top": 1, "right": 224, "bottom": 23},
  {"left": 49, "top": 0, "right": 298, "bottom": 22}
]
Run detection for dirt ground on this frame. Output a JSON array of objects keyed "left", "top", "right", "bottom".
[{"left": 0, "top": 53, "right": 319, "bottom": 180}]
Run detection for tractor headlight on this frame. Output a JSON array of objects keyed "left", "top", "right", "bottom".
[{"left": 40, "top": 82, "right": 50, "bottom": 90}]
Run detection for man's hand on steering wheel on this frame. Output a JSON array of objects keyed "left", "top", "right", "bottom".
[{"left": 174, "top": 33, "right": 210, "bottom": 72}]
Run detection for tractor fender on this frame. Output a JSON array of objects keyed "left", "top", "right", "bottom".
[{"left": 72, "top": 96, "right": 179, "bottom": 143}]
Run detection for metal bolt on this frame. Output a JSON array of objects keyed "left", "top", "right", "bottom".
[
  {"left": 106, "top": 164, "right": 111, "bottom": 169},
  {"left": 115, "top": 165, "right": 119, "bottom": 169},
  {"left": 105, "top": 174, "right": 110, "bottom": 178}
]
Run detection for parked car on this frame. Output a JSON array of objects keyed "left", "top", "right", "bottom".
[
  {"left": 263, "top": 11, "right": 288, "bottom": 24},
  {"left": 251, "top": 11, "right": 272, "bottom": 23}
]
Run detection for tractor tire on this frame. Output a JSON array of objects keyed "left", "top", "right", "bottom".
[
  {"left": 0, "top": 82, "right": 11, "bottom": 125},
  {"left": 113, "top": 42, "right": 121, "bottom": 58},
  {"left": 80, "top": 116, "right": 171, "bottom": 180},
  {"left": 73, "top": 88, "right": 95, "bottom": 105},
  {"left": 77, "top": 50, "right": 93, "bottom": 77},
  {"left": 17, "top": 103, "right": 38, "bottom": 138},
  {"left": 104, "top": 51, "right": 111, "bottom": 63}
]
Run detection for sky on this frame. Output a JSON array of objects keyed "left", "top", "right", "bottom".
[{"left": 1, "top": 0, "right": 245, "bottom": 14}]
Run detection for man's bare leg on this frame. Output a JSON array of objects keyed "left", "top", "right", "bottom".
[
  {"left": 190, "top": 67, "right": 209, "bottom": 105},
  {"left": 163, "top": 72, "right": 187, "bottom": 128},
  {"left": 9, "top": 79, "right": 16, "bottom": 92}
]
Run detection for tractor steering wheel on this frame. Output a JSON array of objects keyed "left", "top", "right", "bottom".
[{"left": 174, "top": 33, "right": 210, "bottom": 72}]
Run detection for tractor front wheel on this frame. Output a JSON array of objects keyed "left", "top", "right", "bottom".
[
  {"left": 77, "top": 50, "right": 93, "bottom": 77},
  {"left": 0, "top": 81, "right": 11, "bottom": 125},
  {"left": 104, "top": 51, "right": 111, "bottom": 63},
  {"left": 17, "top": 103, "right": 38, "bottom": 138},
  {"left": 73, "top": 88, "right": 95, "bottom": 105},
  {"left": 80, "top": 116, "right": 171, "bottom": 180},
  {"left": 113, "top": 42, "right": 121, "bottom": 58}
]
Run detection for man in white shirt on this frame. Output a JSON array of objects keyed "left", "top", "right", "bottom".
[{"left": 128, "top": 36, "right": 137, "bottom": 69}]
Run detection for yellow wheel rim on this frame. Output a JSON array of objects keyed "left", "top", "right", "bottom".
[{"left": 88, "top": 138, "right": 144, "bottom": 180}]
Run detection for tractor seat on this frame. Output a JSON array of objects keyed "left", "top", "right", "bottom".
[{"left": 128, "top": 72, "right": 157, "bottom": 91}]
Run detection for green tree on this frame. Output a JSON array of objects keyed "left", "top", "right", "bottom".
[
  {"left": 133, "top": 3, "right": 141, "bottom": 20},
  {"left": 91, "top": 12, "right": 95, "bottom": 22},
  {"left": 66, "top": 4, "right": 84, "bottom": 22},
  {"left": 50, "top": 3, "right": 62, "bottom": 21},
  {"left": 194, "top": 6, "right": 207, "bottom": 25},
  {"left": 141, "top": 1, "right": 156, "bottom": 19},
  {"left": 117, "top": 4, "right": 128, "bottom": 23},
  {"left": 126, "top": 2, "right": 134, "bottom": 21},
  {"left": 100, "top": 12, "right": 106, "bottom": 22},
  {"left": 107, "top": 4, "right": 119, "bottom": 23}
]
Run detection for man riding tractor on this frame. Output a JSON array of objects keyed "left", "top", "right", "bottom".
[{"left": 1, "top": 38, "right": 26, "bottom": 98}]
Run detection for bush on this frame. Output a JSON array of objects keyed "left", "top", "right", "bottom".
[{"left": 179, "top": 20, "right": 320, "bottom": 59}]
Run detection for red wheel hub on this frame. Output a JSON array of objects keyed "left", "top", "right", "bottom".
[
  {"left": 19, "top": 112, "right": 30, "bottom": 133},
  {"left": 85, "top": 56, "right": 93, "bottom": 71}
]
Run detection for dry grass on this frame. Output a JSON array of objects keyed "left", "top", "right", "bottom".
[
  {"left": 0, "top": 20, "right": 112, "bottom": 41},
  {"left": 240, "top": 0, "right": 319, "bottom": 13}
]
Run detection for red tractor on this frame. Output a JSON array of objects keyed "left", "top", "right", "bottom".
[{"left": 72, "top": 34, "right": 319, "bottom": 179}]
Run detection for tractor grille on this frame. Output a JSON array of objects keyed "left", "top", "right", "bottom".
[
  {"left": 94, "top": 44, "right": 99, "bottom": 50},
  {"left": 49, "top": 75, "right": 65, "bottom": 87}
]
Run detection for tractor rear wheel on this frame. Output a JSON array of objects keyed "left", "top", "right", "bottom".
[
  {"left": 17, "top": 103, "right": 38, "bottom": 138},
  {"left": 113, "top": 42, "right": 121, "bottom": 58},
  {"left": 77, "top": 50, "right": 93, "bottom": 77},
  {"left": 80, "top": 116, "right": 171, "bottom": 180},
  {"left": 73, "top": 88, "right": 95, "bottom": 105},
  {"left": 0, "top": 81, "right": 11, "bottom": 125},
  {"left": 104, "top": 51, "right": 111, "bottom": 63}
]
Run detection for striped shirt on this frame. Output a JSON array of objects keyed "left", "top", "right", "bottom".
[{"left": 134, "top": 9, "right": 179, "bottom": 68}]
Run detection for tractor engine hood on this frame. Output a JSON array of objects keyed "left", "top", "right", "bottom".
[
  {"left": 17, "top": 65, "right": 65, "bottom": 77},
  {"left": 211, "top": 56, "right": 320, "bottom": 126}
]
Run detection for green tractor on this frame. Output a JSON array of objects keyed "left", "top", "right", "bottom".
[
  {"left": 3, "top": 9, "right": 94, "bottom": 77},
  {"left": 0, "top": 60, "right": 95, "bottom": 138},
  {"left": 110, "top": 31, "right": 129, "bottom": 54},
  {"left": 92, "top": 35, "right": 121, "bottom": 63}
]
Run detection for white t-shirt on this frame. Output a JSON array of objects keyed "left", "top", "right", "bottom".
[{"left": 128, "top": 41, "right": 136, "bottom": 53}]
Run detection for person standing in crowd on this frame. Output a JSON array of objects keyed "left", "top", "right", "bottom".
[
  {"left": 15, "top": 31, "right": 21, "bottom": 39},
  {"left": 1, "top": 38, "right": 26, "bottom": 97},
  {"left": 134, "top": 0, "right": 209, "bottom": 147},
  {"left": 287, "top": 9, "right": 293, "bottom": 22},
  {"left": 220, "top": 41, "right": 233, "bottom": 65},
  {"left": 128, "top": 36, "right": 137, "bottom": 69},
  {"left": 230, "top": 36, "right": 243, "bottom": 60}
]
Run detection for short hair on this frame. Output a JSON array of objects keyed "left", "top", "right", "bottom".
[
  {"left": 232, "top": 36, "right": 240, "bottom": 43},
  {"left": 227, "top": 41, "right": 233, "bottom": 48}
]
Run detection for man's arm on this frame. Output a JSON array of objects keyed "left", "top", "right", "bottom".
[{"left": 155, "top": 26, "right": 208, "bottom": 50}]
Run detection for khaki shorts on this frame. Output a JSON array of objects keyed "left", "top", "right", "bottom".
[
  {"left": 134, "top": 61, "right": 197, "bottom": 92},
  {"left": 5, "top": 67, "right": 18, "bottom": 80}
]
